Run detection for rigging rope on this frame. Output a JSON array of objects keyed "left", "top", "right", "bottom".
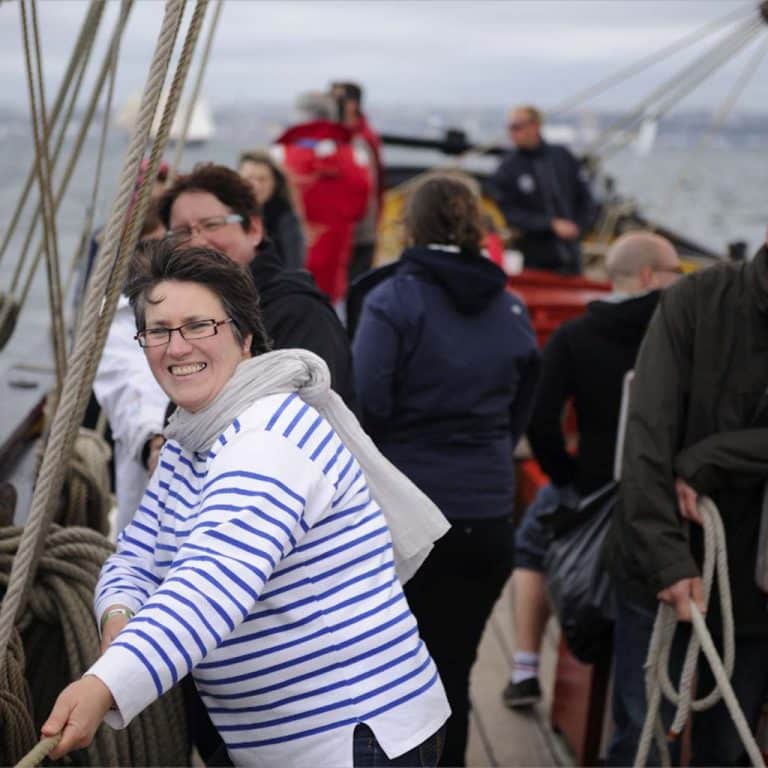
[
  {"left": 19, "top": 0, "right": 67, "bottom": 391},
  {"left": 549, "top": 3, "right": 756, "bottom": 116},
  {"left": 0, "top": 1, "right": 129, "bottom": 353},
  {"left": 0, "top": 0, "right": 187, "bottom": 677},
  {"left": 62, "top": 1, "right": 124, "bottom": 310},
  {"left": 0, "top": 0, "right": 104, "bottom": 271},
  {"left": 170, "top": 0, "right": 223, "bottom": 176},
  {"left": 634, "top": 497, "right": 764, "bottom": 768},
  {"left": 649, "top": 34, "right": 768, "bottom": 235},
  {"left": 590, "top": 14, "right": 763, "bottom": 157}
]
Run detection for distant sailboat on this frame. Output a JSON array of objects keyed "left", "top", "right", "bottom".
[{"left": 116, "top": 90, "right": 214, "bottom": 145}]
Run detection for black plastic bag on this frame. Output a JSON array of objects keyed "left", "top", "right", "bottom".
[{"left": 542, "top": 482, "right": 616, "bottom": 663}]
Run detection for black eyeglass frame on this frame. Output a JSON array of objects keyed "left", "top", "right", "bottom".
[{"left": 134, "top": 318, "right": 234, "bottom": 348}]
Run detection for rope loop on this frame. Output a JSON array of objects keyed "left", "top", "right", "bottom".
[{"left": 634, "top": 496, "right": 764, "bottom": 767}]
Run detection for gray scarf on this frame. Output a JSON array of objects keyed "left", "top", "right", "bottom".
[{"left": 164, "top": 349, "right": 449, "bottom": 583}]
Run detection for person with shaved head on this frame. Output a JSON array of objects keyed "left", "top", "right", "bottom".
[{"left": 502, "top": 231, "right": 681, "bottom": 709}]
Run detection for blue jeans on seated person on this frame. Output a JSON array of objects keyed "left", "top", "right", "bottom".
[
  {"left": 353, "top": 723, "right": 445, "bottom": 767},
  {"left": 514, "top": 483, "right": 563, "bottom": 571}
]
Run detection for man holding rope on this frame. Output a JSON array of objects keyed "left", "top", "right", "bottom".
[{"left": 604, "top": 234, "right": 768, "bottom": 765}]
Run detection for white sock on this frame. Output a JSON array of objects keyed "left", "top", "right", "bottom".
[{"left": 512, "top": 651, "right": 539, "bottom": 684}]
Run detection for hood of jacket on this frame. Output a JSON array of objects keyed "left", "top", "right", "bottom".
[
  {"left": 582, "top": 289, "right": 660, "bottom": 345},
  {"left": 276, "top": 119, "right": 353, "bottom": 146},
  {"left": 401, "top": 245, "right": 508, "bottom": 314}
]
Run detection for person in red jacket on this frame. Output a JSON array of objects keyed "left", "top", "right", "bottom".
[
  {"left": 273, "top": 91, "right": 371, "bottom": 304},
  {"left": 331, "top": 81, "right": 384, "bottom": 284}
]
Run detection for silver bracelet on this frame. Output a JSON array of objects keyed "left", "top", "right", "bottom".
[{"left": 99, "top": 607, "right": 134, "bottom": 632}]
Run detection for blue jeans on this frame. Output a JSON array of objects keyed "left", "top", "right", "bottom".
[
  {"left": 514, "top": 483, "right": 561, "bottom": 571},
  {"left": 608, "top": 586, "right": 768, "bottom": 767},
  {"left": 353, "top": 723, "right": 445, "bottom": 767}
]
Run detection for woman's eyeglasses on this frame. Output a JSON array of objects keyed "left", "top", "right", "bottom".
[
  {"left": 163, "top": 214, "right": 243, "bottom": 245},
  {"left": 135, "top": 318, "right": 233, "bottom": 348}
]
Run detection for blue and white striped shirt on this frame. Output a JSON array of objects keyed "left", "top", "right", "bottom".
[{"left": 88, "top": 393, "right": 449, "bottom": 767}]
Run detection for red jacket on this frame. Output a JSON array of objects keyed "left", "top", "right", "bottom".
[{"left": 275, "top": 120, "right": 371, "bottom": 301}]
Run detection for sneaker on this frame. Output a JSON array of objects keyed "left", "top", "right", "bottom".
[{"left": 502, "top": 677, "right": 541, "bottom": 709}]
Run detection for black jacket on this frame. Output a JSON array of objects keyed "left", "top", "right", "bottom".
[
  {"left": 250, "top": 242, "right": 356, "bottom": 409},
  {"left": 605, "top": 247, "right": 768, "bottom": 636},
  {"left": 353, "top": 245, "right": 540, "bottom": 520},
  {"left": 262, "top": 196, "right": 306, "bottom": 271},
  {"left": 528, "top": 290, "right": 659, "bottom": 495},
  {"left": 490, "top": 142, "right": 596, "bottom": 273}
]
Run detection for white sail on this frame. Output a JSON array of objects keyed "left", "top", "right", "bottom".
[{"left": 115, "top": 90, "right": 214, "bottom": 145}]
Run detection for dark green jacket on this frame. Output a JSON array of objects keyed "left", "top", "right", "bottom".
[{"left": 606, "top": 246, "right": 768, "bottom": 636}]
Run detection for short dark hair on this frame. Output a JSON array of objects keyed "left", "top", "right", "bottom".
[
  {"left": 126, "top": 238, "right": 271, "bottom": 354},
  {"left": 157, "top": 163, "right": 262, "bottom": 232},
  {"left": 332, "top": 81, "right": 363, "bottom": 105},
  {"left": 403, "top": 174, "right": 484, "bottom": 254}
]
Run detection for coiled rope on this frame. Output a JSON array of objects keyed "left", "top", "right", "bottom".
[
  {"left": 0, "top": 525, "right": 188, "bottom": 767},
  {"left": 634, "top": 496, "right": 764, "bottom": 767}
]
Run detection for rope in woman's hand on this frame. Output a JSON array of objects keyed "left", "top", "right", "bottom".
[{"left": 13, "top": 734, "right": 60, "bottom": 768}]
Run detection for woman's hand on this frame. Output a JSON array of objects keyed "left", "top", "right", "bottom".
[{"left": 42, "top": 676, "right": 114, "bottom": 759}]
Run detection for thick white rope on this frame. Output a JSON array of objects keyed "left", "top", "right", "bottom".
[
  {"left": 0, "top": 0, "right": 186, "bottom": 675},
  {"left": 634, "top": 497, "right": 764, "bottom": 767},
  {"left": 170, "top": 0, "right": 223, "bottom": 177}
]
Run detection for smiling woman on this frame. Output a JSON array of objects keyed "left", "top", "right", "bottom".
[{"left": 41, "top": 240, "right": 451, "bottom": 767}]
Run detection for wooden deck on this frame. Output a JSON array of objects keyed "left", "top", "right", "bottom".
[{"left": 466, "top": 578, "right": 573, "bottom": 767}]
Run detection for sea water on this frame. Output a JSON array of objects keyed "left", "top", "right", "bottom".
[{"left": 0, "top": 104, "right": 766, "bottom": 361}]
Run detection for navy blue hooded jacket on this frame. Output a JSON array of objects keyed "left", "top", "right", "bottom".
[{"left": 353, "top": 245, "right": 540, "bottom": 520}]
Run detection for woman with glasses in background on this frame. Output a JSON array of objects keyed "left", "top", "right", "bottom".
[
  {"left": 42, "top": 241, "right": 450, "bottom": 767},
  {"left": 157, "top": 163, "right": 356, "bottom": 409}
]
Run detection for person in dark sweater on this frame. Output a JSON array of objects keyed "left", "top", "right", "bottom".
[
  {"left": 238, "top": 150, "right": 306, "bottom": 270},
  {"left": 502, "top": 232, "right": 682, "bottom": 710},
  {"left": 353, "top": 175, "right": 540, "bottom": 767},
  {"left": 156, "top": 163, "right": 354, "bottom": 409},
  {"left": 490, "top": 105, "right": 597, "bottom": 274}
]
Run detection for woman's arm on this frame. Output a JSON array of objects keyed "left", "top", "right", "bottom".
[
  {"left": 45, "top": 430, "right": 321, "bottom": 752},
  {"left": 352, "top": 286, "right": 404, "bottom": 430}
]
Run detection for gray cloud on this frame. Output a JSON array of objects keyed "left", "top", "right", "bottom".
[{"left": 0, "top": 0, "right": 763, "bottom": 111}]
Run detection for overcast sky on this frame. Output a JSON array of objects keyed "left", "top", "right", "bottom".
[{"left": 1, "top": 0, "right": 766, "bottom": 114}]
